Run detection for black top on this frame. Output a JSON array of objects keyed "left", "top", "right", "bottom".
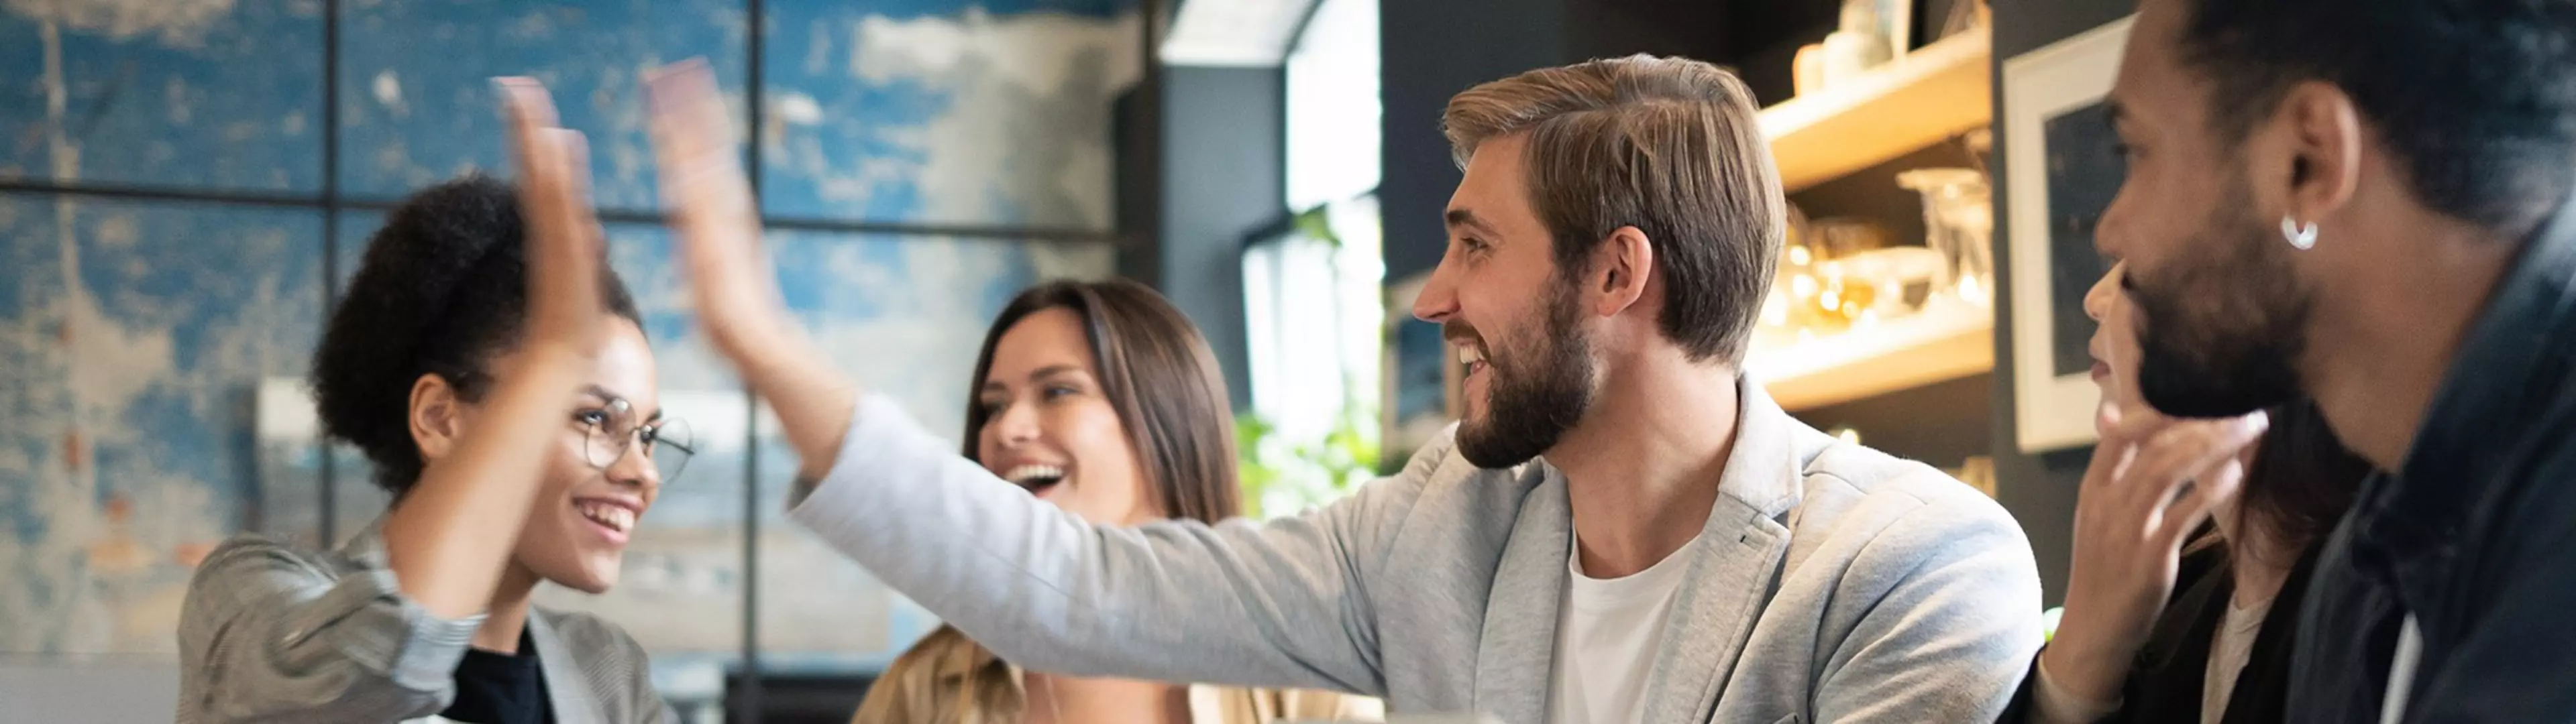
[
  {"left": 2290, "top": 194, "right": 2576, "bottom": 723},
  {"left": 1998, "top": 539, "right": 2320, "bottom": 723},
  {"left": 439, "top": 629, "right": 555, "bottom": 724}
]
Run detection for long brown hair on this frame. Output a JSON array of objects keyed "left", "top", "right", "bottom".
[
  {"left": 852, "top": 278, "right": 1241, "bottom": 724},
  {"left": 2234, "top": 398, "right": 2372, "bottom": 564},
  {"left": 957, "top": 278, "right": 1242, "bottom": 523}
]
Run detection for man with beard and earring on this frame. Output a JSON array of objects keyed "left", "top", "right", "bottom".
[
  {"left": 643, "top": 54, "right": 2041, "bottom": 723},
  {"left": 2092, "top": 0, "right": 2576, "bottom": 721}
]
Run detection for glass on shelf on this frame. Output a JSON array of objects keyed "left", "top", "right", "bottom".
[
  {"left": 1896, "top": 168, "right": 1995, "bottom": 307},
  {"left": 1758, "top": 243, "right": 1950, "bottom": 356}
]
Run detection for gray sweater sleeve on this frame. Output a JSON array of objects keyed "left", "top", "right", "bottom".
[
  {"left": 788, "top": 392, "right": 1437, "bottom": 696},
  {"left": 174, "top": 536, "right": 483, "bottom": 723}
]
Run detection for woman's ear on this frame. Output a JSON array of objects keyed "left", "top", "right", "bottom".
[{"left": 408, "top": 373, "right": 468, "bottom": 463}]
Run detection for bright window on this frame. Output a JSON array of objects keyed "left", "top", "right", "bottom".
[{"left": 1283, "top": 0, "right": 1380, "bottom": 210}]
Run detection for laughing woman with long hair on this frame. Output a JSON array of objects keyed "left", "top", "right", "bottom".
[{"left": 849, "top": 280, "right": 1378, "bottom": 724}]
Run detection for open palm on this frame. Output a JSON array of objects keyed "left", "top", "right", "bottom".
[{"left": 645, "top": 59, "right": 796, "bottom": 362}]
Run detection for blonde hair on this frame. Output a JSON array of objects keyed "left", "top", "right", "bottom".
[
  {"left": 849, "top": 625, "right": 1023, "bottom": 724},
  {"left": 1442, "top": 54, "right": 1786, "bottom": 364}
]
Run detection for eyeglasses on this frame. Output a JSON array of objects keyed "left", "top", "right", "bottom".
[{"left": 580, "top": 398, "right": 694, "bottom": 484}]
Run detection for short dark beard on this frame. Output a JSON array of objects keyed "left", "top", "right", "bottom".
[
  {"left": 1456, "top": 277, "right": 1596, "bottom": 469},
  {"left": 2129, "top": 179, "right": 2312, "bottom": 418}
]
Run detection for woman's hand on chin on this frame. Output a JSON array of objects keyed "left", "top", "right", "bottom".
[{"left": 2043, "top": 403, "right": 2267, "bottom": 706}]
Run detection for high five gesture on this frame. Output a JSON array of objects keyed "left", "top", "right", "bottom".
[{"left": 645, "top": 59, "right": 857, "bottom": 482}]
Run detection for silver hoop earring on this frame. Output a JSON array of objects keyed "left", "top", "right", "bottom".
[{"left": 2281, "top": 215, "right": 2319, "bottom": 250}]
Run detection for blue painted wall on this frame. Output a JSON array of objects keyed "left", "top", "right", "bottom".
[{"left": 0, "top": 1, "right": 1134, "bottom": 707}]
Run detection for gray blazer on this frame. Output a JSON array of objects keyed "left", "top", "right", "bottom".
[
  {"left": 790, "top": 377, "right": 2043, "bottom": 723},
  {"left": 174, "top": 524, "right": 672, "bottom": 723}
]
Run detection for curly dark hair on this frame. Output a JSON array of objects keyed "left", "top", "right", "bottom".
[{"left": 311, "top": 175, "right": 642, "bottom": 497}]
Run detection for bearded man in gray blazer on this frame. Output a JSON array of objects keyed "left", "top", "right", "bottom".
[{"left": 643, "top": 53, "right": 2043, "bottom": 724}]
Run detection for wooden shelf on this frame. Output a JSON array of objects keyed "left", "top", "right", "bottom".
[
  {"left": 1750, "top": 299, "right": 1995, "bottom": 411},
  {"left": 1760, "top": 25, "right": 1994, "bottom": 193}
]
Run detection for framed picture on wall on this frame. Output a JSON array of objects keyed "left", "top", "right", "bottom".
[{"left": 2002, "top": 14, "right": 2134, "bottom": 452}]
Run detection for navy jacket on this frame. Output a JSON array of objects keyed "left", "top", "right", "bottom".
[{"left": 2289, "top": 196, "right": 2576, "bottom": 722}]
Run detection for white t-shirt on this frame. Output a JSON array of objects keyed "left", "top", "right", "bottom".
[
  {"left": 1547, "top": 532, "right": 1699, "bottom": 724},
  {"left": 2202, "top": 595, "right": 2273, "bottom": 724},
  {"left": 2381, "top": 615, "right": 2424, "bottom": 724}
]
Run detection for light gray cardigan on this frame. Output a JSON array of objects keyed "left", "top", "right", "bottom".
[
  {"left": 791, "top": 378, "right": 2042, "bottom": 723},
  {"left": 174, "top": 524, "right": 672, "bottom": 723}
]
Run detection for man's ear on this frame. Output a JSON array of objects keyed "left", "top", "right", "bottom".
[
  {"left": 1591, "top": 225, "right": 1654, "bottom": 318},
  {"left": 2274, "top": 80, "right": 2365, "bottom": 225}
]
